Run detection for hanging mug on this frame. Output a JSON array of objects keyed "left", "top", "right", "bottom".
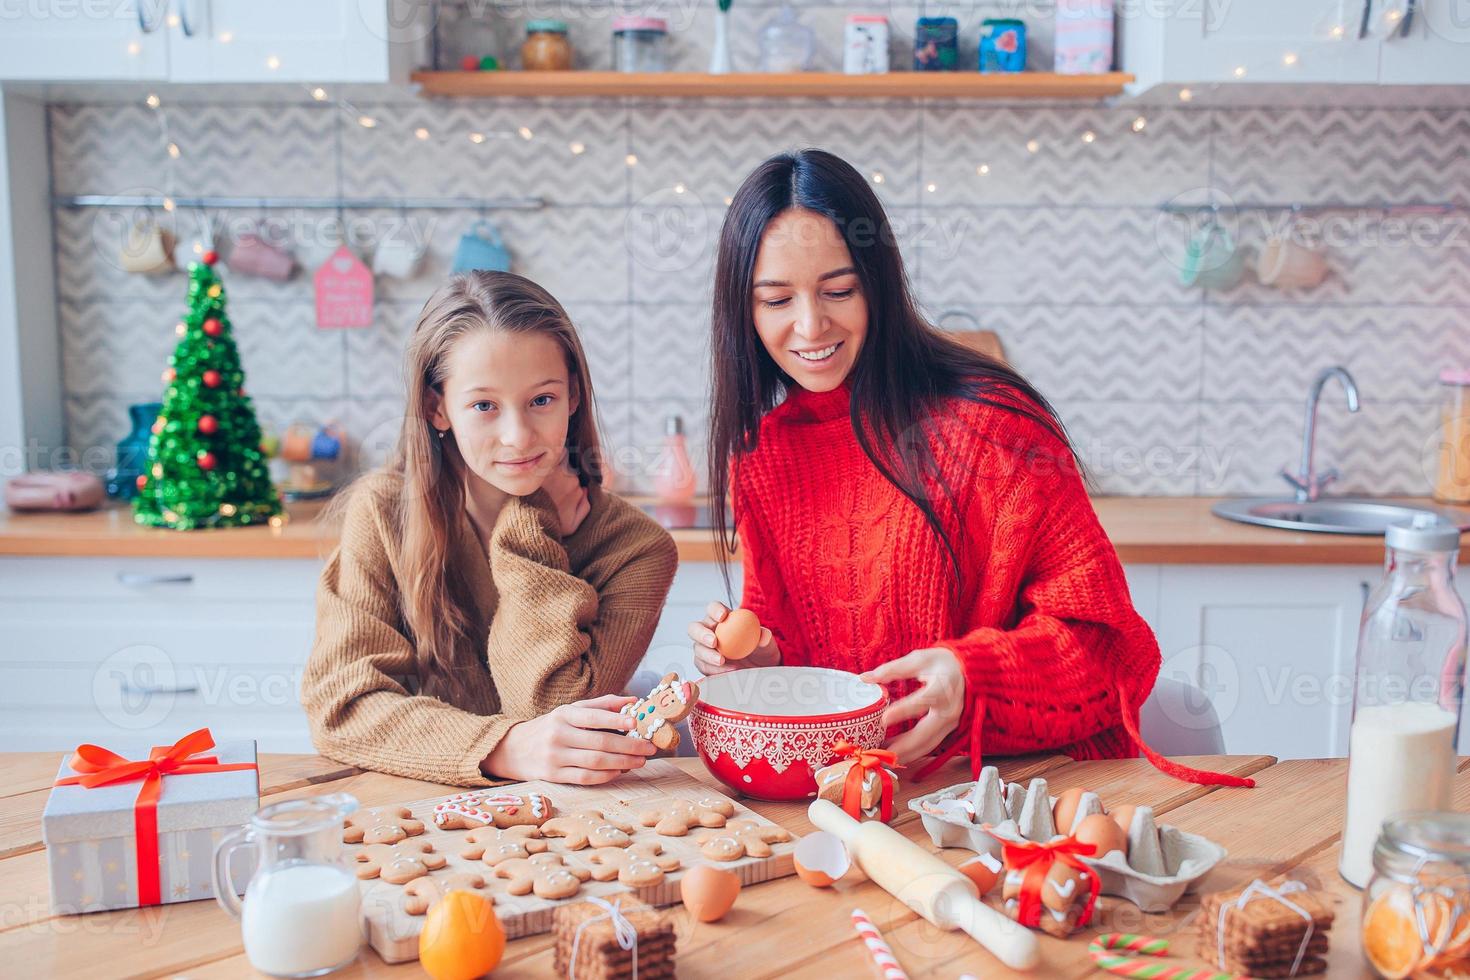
[
  {"left": 450, "top": 219, "right": 512, "bottom": 274},
  {"left": 120, "top": 220, "right": 175, "bottom": 275},
  {"left": 1179, "top": 220, "right": 1246, "bottom": 290},
  {"left": 1256, "top": 234, "right": 1327, "bottom": 290},
  {"left": 228, "top": 229, "right": 296, "bottom": 281},
  {"left": 372, "top": 236, "right": 428, "bottom": 279}
]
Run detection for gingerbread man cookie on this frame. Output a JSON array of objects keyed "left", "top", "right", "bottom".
[
  {"left": 343, "top": 805, "right": 425, "bottom": 845},
  {"left": 354, "top": 838, "right": 447, "bottom": 884},
  {"left": 699, "top": 819, "right": 792, "bottom": 861},
  {"left": 460, "top": 825, "right": 548, "bottom": 865},
  {"left": 432, "top": 791, "right": 553, "bottom": 831},
  {"left": 493, "top": 853, "right": 591, "bottom": 899},
  {"left": 541, "top": 810, "right": 635, "bottom": 849},
  {"left": 402, "top": 871, "right": 489, "bottom": 915},
  {"left": 620, "top": 672, "right": 699, "bottom": 752},
  {"left": 584, "top": 842, "right": 681, "bottom": 887},
  {"left": 638, "top": 797, "right": 735, "bottom": 836}
]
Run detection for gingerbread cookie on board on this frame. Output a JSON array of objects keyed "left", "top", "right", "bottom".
[
  {"left": 432, "top": 791, "right": 553, "bottom": 830},
  {"left": 460, "top": 825, "right": 548, "bottom": 865},
  {"left": 494, "top": 853, "right": 592, "bottom": 899},
  {"left": 621, "top": 673, "right": 699, "bottom": 752},
  {"left": 699, "top": 819, "right": 792, "bottom": 861},
  {"left": 343, "top": 805, "right": 425, "bottom": 845},
  {"left": 402, "top": 871, "right": 490, "bottom": 915},
  {"left": 354, "top": 839, "right": 447, "bottom": 884},
  {"left": 639, "top": 797, "right": 735, "bottom": 836},
  {"left": 584, "top": 842, "right": 681, "bottom": 887},
  {"left": 541, "top": 810, "right": 635, "bottom": 849}
]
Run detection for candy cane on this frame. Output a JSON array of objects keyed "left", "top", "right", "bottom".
[
  {"left": 1089, "top": 933, "right": 1245, "bottom": 980},
  {"left": 851, "top": 908, "right": 909, "bottom": 980}
]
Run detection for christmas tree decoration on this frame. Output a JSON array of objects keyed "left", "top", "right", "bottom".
[{"left": 133, "top": 254, "right": 282, "bottom": 531}]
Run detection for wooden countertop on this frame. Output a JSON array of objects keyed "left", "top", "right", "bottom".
[
  {"left": 0, "top": 496, "right": 1427, "bottom": 565},
  {"left": 4, "top": 749, "right": 1451, "bottom": 977}
]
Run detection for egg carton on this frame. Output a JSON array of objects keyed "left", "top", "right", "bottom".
[{"left": 908, "top": 770, "right": 1226, "bottom": 913}]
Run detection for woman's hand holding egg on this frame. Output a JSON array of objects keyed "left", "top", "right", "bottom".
[
  {"left": 689, "top": 601, "right": 779, "bottom": 676},
  {"left": 860, "top": 647, "right": 967, "bottom": 765}
]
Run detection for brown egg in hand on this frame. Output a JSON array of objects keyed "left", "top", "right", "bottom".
[{"left": 713, "top": 608, "right": 762, "bottom": 661}]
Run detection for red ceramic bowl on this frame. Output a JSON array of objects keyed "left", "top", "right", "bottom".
[{"left": 688, "top": 666, "right": 888, "bottom": 802}]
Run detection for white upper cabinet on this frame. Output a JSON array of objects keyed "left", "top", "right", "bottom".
[
  {"left": 0, "top": 0, "right": 169, "bottom": 81},
  {"left": 1120, "top": 0, "right": 1470, "bottom": 90},
  {"left": 0, "top": 0, "right": 428, "bottom": 83}
]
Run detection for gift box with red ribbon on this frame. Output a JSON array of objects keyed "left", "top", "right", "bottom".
[
  {"left": 814, "top": 741, "right": 902, "bottom": 823},
  {"left": 40, "top": 728, "right": 259, "bottom": 913}
]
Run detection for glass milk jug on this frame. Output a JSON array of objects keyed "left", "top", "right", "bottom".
[
  {"left": 1341, "top": 516, "right": 1467, "bottom": 888},
  {"left": 212, "top": 793, "right": 364, "bottom": 978}
]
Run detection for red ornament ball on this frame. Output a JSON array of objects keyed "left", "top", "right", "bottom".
[
  {"left": 197, "top": 451, "right": 217, "bottom": 471},
  {"left": 162, "top": 368, "right": 176, "bottom": 383},
  {"left": 203, "top": 318, "right": 222, "bottom": 337},
  {"left": 202, "top": 369, "right": 222, "bottom": 388},
  {"left": 202, "top": 250, "right": 218, "bottom": 265},
  {"left": 197, "top": 414, "right": 219, "bottom": 435},
  {"left": 135, "top": 474, "right": 147, "bottom": 490},
  {"left": 460, "top": 54, "right": 481, "bottom": 71}
]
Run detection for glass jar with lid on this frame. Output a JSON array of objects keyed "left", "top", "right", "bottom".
[
  {"left": 522, "top": 19, "right": 573, "bottom": 71},
  {"left": 1436, "top": 369, "right": 1470, "bottom": 504},
  {"left": 1362, "top": 812, "right": 1470, "bottom": 977},
  {"left": 434, "top": 5, "right": 507, "bottom": 71},
  {"left": 612, "top": 16, "right": 668, "bottom": 72}
]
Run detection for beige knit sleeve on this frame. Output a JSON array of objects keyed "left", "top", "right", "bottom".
[
  {"left": 300, "top": 484, "right": 517, "bottom": 787},
  {"left": 484, "top": 489, "right": 678, "bottom": 717}
]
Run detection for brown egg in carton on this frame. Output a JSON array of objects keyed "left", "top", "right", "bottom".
[{"left": 908, "top": 766, "right": 1226, "bottom": 913}]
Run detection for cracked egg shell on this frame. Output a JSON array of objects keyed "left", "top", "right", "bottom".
[
  {"left": 680, "top": 865, "right": 741, "bottom": 922},
  {"left": 794, "top": 831, "right": 851, "bottom": 887}
]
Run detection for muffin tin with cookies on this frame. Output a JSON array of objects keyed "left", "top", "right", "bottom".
[{"left": 908, "top": 766, "right": 1226, "bottom": 913}]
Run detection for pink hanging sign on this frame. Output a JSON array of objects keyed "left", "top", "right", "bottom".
[{"left": 314, "top": 245, "right": 374, "bottom": 329}]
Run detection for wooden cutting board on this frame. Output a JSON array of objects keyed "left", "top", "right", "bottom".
[{"left": 353, "top": 760, "right": 800, "bottom": 964}]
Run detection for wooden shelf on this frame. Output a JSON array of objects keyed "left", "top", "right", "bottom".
[{"left": 410, "top": 70, "right": 1134, "bottom": 100}]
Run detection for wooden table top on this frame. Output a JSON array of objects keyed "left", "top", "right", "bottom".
[
  {"left": 0, "top": 496, "right": 1437, "bottom": 565},
  {"left": 4, "top": 750, "right": 1455, "bottom": 978}
]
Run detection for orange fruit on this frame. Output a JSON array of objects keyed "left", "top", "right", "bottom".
[
  {"left": 419, "top": 890, "right": 504, "bottom": 980},
  {"left": 1425, "top": 897, "right": 1470, "bottom": 969},
  {"left": 1365, "top": 885, "right": 1436, "bottom": 980}
]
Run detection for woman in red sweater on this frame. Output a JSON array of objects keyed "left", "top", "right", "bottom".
[{"left": 687, "top": 149, "right": 1250, "bottom": 789}]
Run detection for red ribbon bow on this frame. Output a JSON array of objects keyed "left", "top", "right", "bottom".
[
  {"left": 831, "top": 741, "right": 902, "bottom": 823},
  {"left": 53, "top": 727, "right": 258, "bottom": 906},
  {"left": 1001, "top": 835, "right": 1102, "bottom": 932}
]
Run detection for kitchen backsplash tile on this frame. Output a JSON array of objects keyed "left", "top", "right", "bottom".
[{"left": 47, "top": 88, "right": 1470, "bottom": 498}]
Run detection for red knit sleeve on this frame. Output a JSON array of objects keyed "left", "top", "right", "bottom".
[{"left": 734, "top": 463, "right": 800, "bottom": 661}]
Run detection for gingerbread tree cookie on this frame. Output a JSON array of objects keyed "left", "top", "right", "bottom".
[
  {"left": 494, "top": 853, "right": 591, "bottom": 900},
  {"left": 638, "top": 797, "right": 735, "bottom": 836},
  {"left": 343, "top": 805, "right": 425, "bottom": 845},
  {"left": 584, "top": 842, "right": 681, "bottom": 887},
  {"left": 542, "top": 810, "right": 635, "bottom": 849},
  {"left": 354, "top": 838, "right": 447, "bottom": 884},
  {"left": 621, "top": 673, "right": 699, "bottom": 752},
  {"left": 402, "top": 872, "right": 490, "bottom": 915},
  {"left": 460, "top": 825, "right": 548, "bottom": 865},
  {"left": 699, "top": 818, "right": 792, "bottom": 861},
  {"left": 432, "top": 791, "right": 553, "bottom": 830}
]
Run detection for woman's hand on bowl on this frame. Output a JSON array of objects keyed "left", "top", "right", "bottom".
[
  {"left": 689, "top": 601, "right": 780, "bottom": 676},
  {"left": 859, "top": 646, "right": 966, "bottom": 765}
]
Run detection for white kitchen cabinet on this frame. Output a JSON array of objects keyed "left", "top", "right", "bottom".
[
  {"left": 0, "top": 0, "right": 169, "bottom": 82},
  {"left": 0, "top": 0, "right": 427, "bottom": 83},
  {"left": 1378, "top": 1, "right": 1470, "bottom": 84}
]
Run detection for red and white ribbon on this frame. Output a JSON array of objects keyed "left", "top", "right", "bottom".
[{"left": 851, "top": 907, "right": 909, "bottom": 980}]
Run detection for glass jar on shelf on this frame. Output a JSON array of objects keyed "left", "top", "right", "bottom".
[
  {"left": 434, "top": 5, "right": 507, "bottom": 71},
  {"left": 758, "top": 6, "right": 814, "bottom": 73},
  {"left": 612, "top": 16, "right": 668, "bottom": 72},
  {"left": 522, "top": 19, "right": 573, "bottom": 71}
]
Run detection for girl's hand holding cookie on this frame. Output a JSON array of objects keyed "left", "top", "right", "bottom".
[
  {"left": 689, "top": 601, "right": 779, "bottom": 676},
  {"left": 481, "top": 694, "right": 656, "bottom": 785}
]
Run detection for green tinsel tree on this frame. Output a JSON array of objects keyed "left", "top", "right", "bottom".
[{"left": 133, "top": 251, "right": 283, "bottom": 531}]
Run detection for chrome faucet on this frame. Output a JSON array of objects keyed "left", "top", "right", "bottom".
[{"left": 1282, "top": 366, "right": 1360, "bottom": 503}]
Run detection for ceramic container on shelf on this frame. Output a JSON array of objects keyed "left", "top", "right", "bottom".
[
  {"left": 688, "top": 666, "right": 888, "bottom": 801},
  {"left": 521, "top": 19, "right": 572, "bottom": 71}
]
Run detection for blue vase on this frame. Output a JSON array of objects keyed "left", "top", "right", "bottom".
[{"left": 105, "top": 402, "right": 162, "bottom": 500}]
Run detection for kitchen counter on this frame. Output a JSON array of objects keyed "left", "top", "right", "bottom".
[
  {"left": 0, "top": 496, "right": 1430, "bottom": 565},
  {"left": 4, "top": 749, "right": 1458, "bottom": 976}
]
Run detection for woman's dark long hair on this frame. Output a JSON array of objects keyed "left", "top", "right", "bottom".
[{"left": 707, "top": 148, "right": 1083, "bottom": 600}]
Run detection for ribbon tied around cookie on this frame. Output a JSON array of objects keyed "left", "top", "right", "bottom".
[
  {"left": 1000, "top": 835, "right": 1101, "bottom": 931},
  {"left": 568, "top": 896, "right": 639, "bottom": 980},
  {"left": 1216, "top": 878, "right": 1314, "bottom": 977},
  {"left": 830, "top": 741, "right": 902, "bottom": 823}
]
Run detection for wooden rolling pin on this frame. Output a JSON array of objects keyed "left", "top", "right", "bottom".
[{"left": 809, "top": 799, "right": 1040, "bottom": 971}]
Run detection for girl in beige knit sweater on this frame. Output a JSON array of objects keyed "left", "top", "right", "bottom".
[{"left": 302, "top": 272, "right": 678, "bottom": 787}]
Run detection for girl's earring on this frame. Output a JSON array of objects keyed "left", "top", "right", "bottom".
[{"left": 435, "top": 428, "right": 446, "bottom": 439}]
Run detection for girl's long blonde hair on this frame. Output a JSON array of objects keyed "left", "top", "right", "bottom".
[{"left": 380, "top": 270, "right": 602, "bottom": 701}]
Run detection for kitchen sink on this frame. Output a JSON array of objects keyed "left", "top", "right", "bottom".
[{"left": 1212, "top": 498, "right": 1470, "bottom": 535}]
